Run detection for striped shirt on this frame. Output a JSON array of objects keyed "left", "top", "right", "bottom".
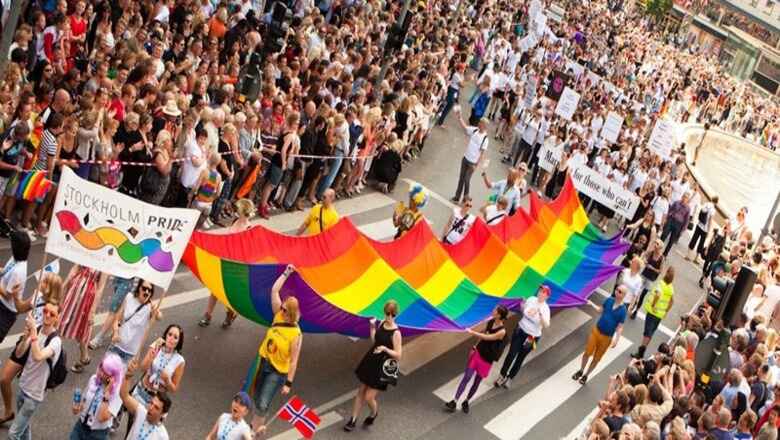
[{"left": 33, "top": 129, "right": 57, "bottom": 171}]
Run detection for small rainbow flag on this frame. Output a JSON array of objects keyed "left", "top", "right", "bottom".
[{"left": 15, "top": 171, "right": 53, "bottom": 202}]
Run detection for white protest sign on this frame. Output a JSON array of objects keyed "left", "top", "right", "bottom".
[
  {"left": 529, "top": 0, "right": 542, "bottom": 21},
  {"left": 524, "top": 76, "right": 537, "bottom": 109},
  {"left": 647, "top": 118, "right": 676, "bottom": 158},
  {"left": 46, "top": 167, "right": 200, "bottom": 289},
  {"left": 600, "top": 112, "right": 624, "bottom": 144},
  {"left": 538, "top": 144, "right": 563, "bottom": 172},
  {"left": 554, "top": 87, "right": 580, "bottom": 121},
  {"left": 565, "top": 60, "right": 585, "bottom": 80},
  {"left": 570, "top": 166, "right": 640, "bottom": 219},
  {"left": 586, "top": 70, "right": 601, "bottom": 88}
]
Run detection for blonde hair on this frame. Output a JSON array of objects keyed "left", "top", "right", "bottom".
[
  {"left": 283, "top": 297, "right": 300, "bottom": 323},
  {"left": 234, "top": 198, "right": 256, "bottom": 218},
  {"left": 41, "top": 272, "right": 63, "bottom": 306}
]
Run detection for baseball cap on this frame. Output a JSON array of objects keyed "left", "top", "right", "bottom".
[
  {"left": 538, "top": 285, "right": 551, "bottom": 296},
  {"left": 234, "top": 391, "right": 252, "bottom": 408}
]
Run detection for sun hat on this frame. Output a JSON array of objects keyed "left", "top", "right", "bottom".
[{"left": 162, "top": 99, "right": 182, "bottom": 117}]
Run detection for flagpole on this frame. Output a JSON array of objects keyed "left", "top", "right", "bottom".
[
  {"left": 28, "top": 252, "right": 50, "bottom": 312},
  {"left": 263, "top": 395, "right": 295, "bottom": 429}
]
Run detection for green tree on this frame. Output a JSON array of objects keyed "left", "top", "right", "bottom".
[{"left": 645, "top": 0, "right": 673, "bottom": 22}]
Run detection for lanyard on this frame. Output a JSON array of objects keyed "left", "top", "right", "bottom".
[
  {"left": 151, "top": 351, "right": 174, "bottom": 389},
  {"left": 218, "top": 418, "right": 238, "bottom": 440},
  {"left": 85, "top": 386, "right": 104, "bottom": 425},
  {"left": 137, "top": 419, "right": 158, "bottom": 440}
]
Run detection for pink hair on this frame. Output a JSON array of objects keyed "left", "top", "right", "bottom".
[{"left": 88, "top": 353, "right": 125, "bottom": 399}]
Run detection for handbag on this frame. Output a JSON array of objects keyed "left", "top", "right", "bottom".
[{"left": 378, "top": 353, "right": 399, "bottom": 386}]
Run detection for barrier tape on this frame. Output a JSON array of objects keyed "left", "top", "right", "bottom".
[{"left": 69, "top": 144, "right": 383, "bottom": 167}]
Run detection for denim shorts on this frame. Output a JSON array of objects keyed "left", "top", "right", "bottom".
[
  {"left": 108, "top": 345, "right": 134, "bottom": 366},
  {"left": 253, "top": 357, "right": 286, "bottom": 415},
  {"left": 109, "top": 277, "right": 136, "bottom": 313},
  {"left": 266, "top": 165, "right": 284, "bottom": 187}
]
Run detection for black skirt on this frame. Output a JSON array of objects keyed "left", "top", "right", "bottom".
[{"left": 355, "top": 350, "right": 389, "bottom": 391}]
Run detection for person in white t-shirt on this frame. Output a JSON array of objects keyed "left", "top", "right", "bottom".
[
  {"left": 69, "top": 353, "right": 125, "bottom": 439},
  {"left": 0, "top": 230, "right": 29, "bottom": 344},
  {"left": 452, "top": 114, "right": 488, "bottom": 203},
  {"left": 177, "top": 124, "right": 208, "bottom": 208},
  {"left": 206, "top": 392, "right": 253, "bottom": 440},
  {"left": 442, "top": 198, "right": 477, "bottom": 245},
  {"left": 495, "top": 285, "right": 551, "bottom": 389},
  {"left": 8, "top": 302, "right": 62, "bottom": 440},
  {"left": 121, "top": 360, "right": 171, "bottom": 440},
  {"left": 482, "top": 196, "right": 509, "bottom": 226},
  {"left": 618, "top": 257, "right": 644, "bottom": 313},
  {"left": 108, "top": 280, "right": 162, "bottom": 365}
]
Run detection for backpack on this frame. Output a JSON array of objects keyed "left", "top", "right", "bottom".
[{"left": 44, "top": 331, "right": 67, "bottom": 390}]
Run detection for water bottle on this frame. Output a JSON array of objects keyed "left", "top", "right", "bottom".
[{"left": 73, "top": 387, "right": 82, "bottom": 405}]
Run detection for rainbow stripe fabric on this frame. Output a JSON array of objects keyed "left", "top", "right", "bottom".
[
  {"left": 182, "top": 176, "right": 628, "bottom": 337},
  {"left": 15, "top": 170, "right": 52, "bottom": 202}
]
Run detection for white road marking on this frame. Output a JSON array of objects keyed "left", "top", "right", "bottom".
[
  {"left": 563, "top": 406, "right": 599, "bottom": 440},
  {"left": 402, "top": 178, "right": 457, "bottom": 209},
  {"left": 268, "top": 411, "right": 343, "bottom": 440},
  {"left": 357, "top": 218, "right": 434, "bottom": 241},
  {"left": 432, "top": 308, "right": 592, "bottom": 403},
  {"left": 483, "top": 337, "right": 632, "bottom": 440}
]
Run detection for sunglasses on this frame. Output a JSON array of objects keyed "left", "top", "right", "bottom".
[{"left": 140, "top": 286, "right": 153, "bottom": 295}]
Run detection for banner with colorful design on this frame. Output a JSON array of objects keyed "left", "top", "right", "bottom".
[{"left": 45, "top": 167, "right": 199, "bottom": 289}]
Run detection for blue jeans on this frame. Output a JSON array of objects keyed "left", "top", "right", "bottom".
[
  {"left": 316, "top": 153, "right": 344, "bottom": 199},
  {"left": 8, "top": 391, "right": 41, "bottom": 440},
  {"left": 210, "top": 177, "right": 233, "bottom": 221},
  {"left": 253, "top": 358, "right": 286, "bottom": 416},
  {"left": 499, "top": 327, "right": 537, "bottom": 380},
  {"left": 437, "top": 86, "right": 460, "bottom": 126},
  {"left": 69, "top": 420, "right": 109, "bottom": 440},
  {"left": 109, "top": 277, "right": 135, "bottom": 313}
]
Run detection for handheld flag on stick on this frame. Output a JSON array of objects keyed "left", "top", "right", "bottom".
[
  {"left": 277, "top": 396, "right": 321, "bottom": 439},
  {"left": 15, "top": 171, "right": 52, "bottom": 202}
]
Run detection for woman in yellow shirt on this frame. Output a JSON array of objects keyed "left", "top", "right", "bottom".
[{"left": 252, "top": 265, "right": 303, "bottom": 436}]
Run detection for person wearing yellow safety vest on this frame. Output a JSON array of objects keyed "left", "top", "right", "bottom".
[
  {"left": 251, "top": 265, "right": 303, "bottom": 437},
  {"left": 632, "top": 267, "right": 675, "bottom": 360}
]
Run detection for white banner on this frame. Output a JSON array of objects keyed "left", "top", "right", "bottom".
[
  {"left": 648, "top": 118, "right": 676, "bottom": 158},
  {"left": 570, "top": 165, "right": 640, "bottom": 219},
  {"left": 600, "top": 112, "right": 624, "bottom": 144},
  {"left": 554, "top": 87, "right": 580, "bottom": 121},
  {"left": 538, "top": 144, "right": 563, "bottom": 172},
  {"left": 46, "top": 167, "right": 200, "bottom": 289}
]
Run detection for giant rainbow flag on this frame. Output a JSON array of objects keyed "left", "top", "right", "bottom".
[{"left": 182, "top": 176, "right": 629, "bottom": 337}]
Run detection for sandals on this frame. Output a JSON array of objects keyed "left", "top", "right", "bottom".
[
  {"left": 221, "top": 311, "right": 237, "bottom": 329},
  {"left": 579, "top": 374, "right": 588, "bottom": 385},
  {"left": 198, "top": 315, "right": 212, "bottom": 327},
  {"left": 71, "top": 358, "right": 92, "bottom": 373}
]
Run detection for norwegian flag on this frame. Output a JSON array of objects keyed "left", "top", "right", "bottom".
[{"left": 277, "top": 396, "right": 321, "bottom": 439}]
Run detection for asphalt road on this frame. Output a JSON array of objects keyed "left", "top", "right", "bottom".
[{"left": 0, "top": 96, "right": 707, "bottom": 439}]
